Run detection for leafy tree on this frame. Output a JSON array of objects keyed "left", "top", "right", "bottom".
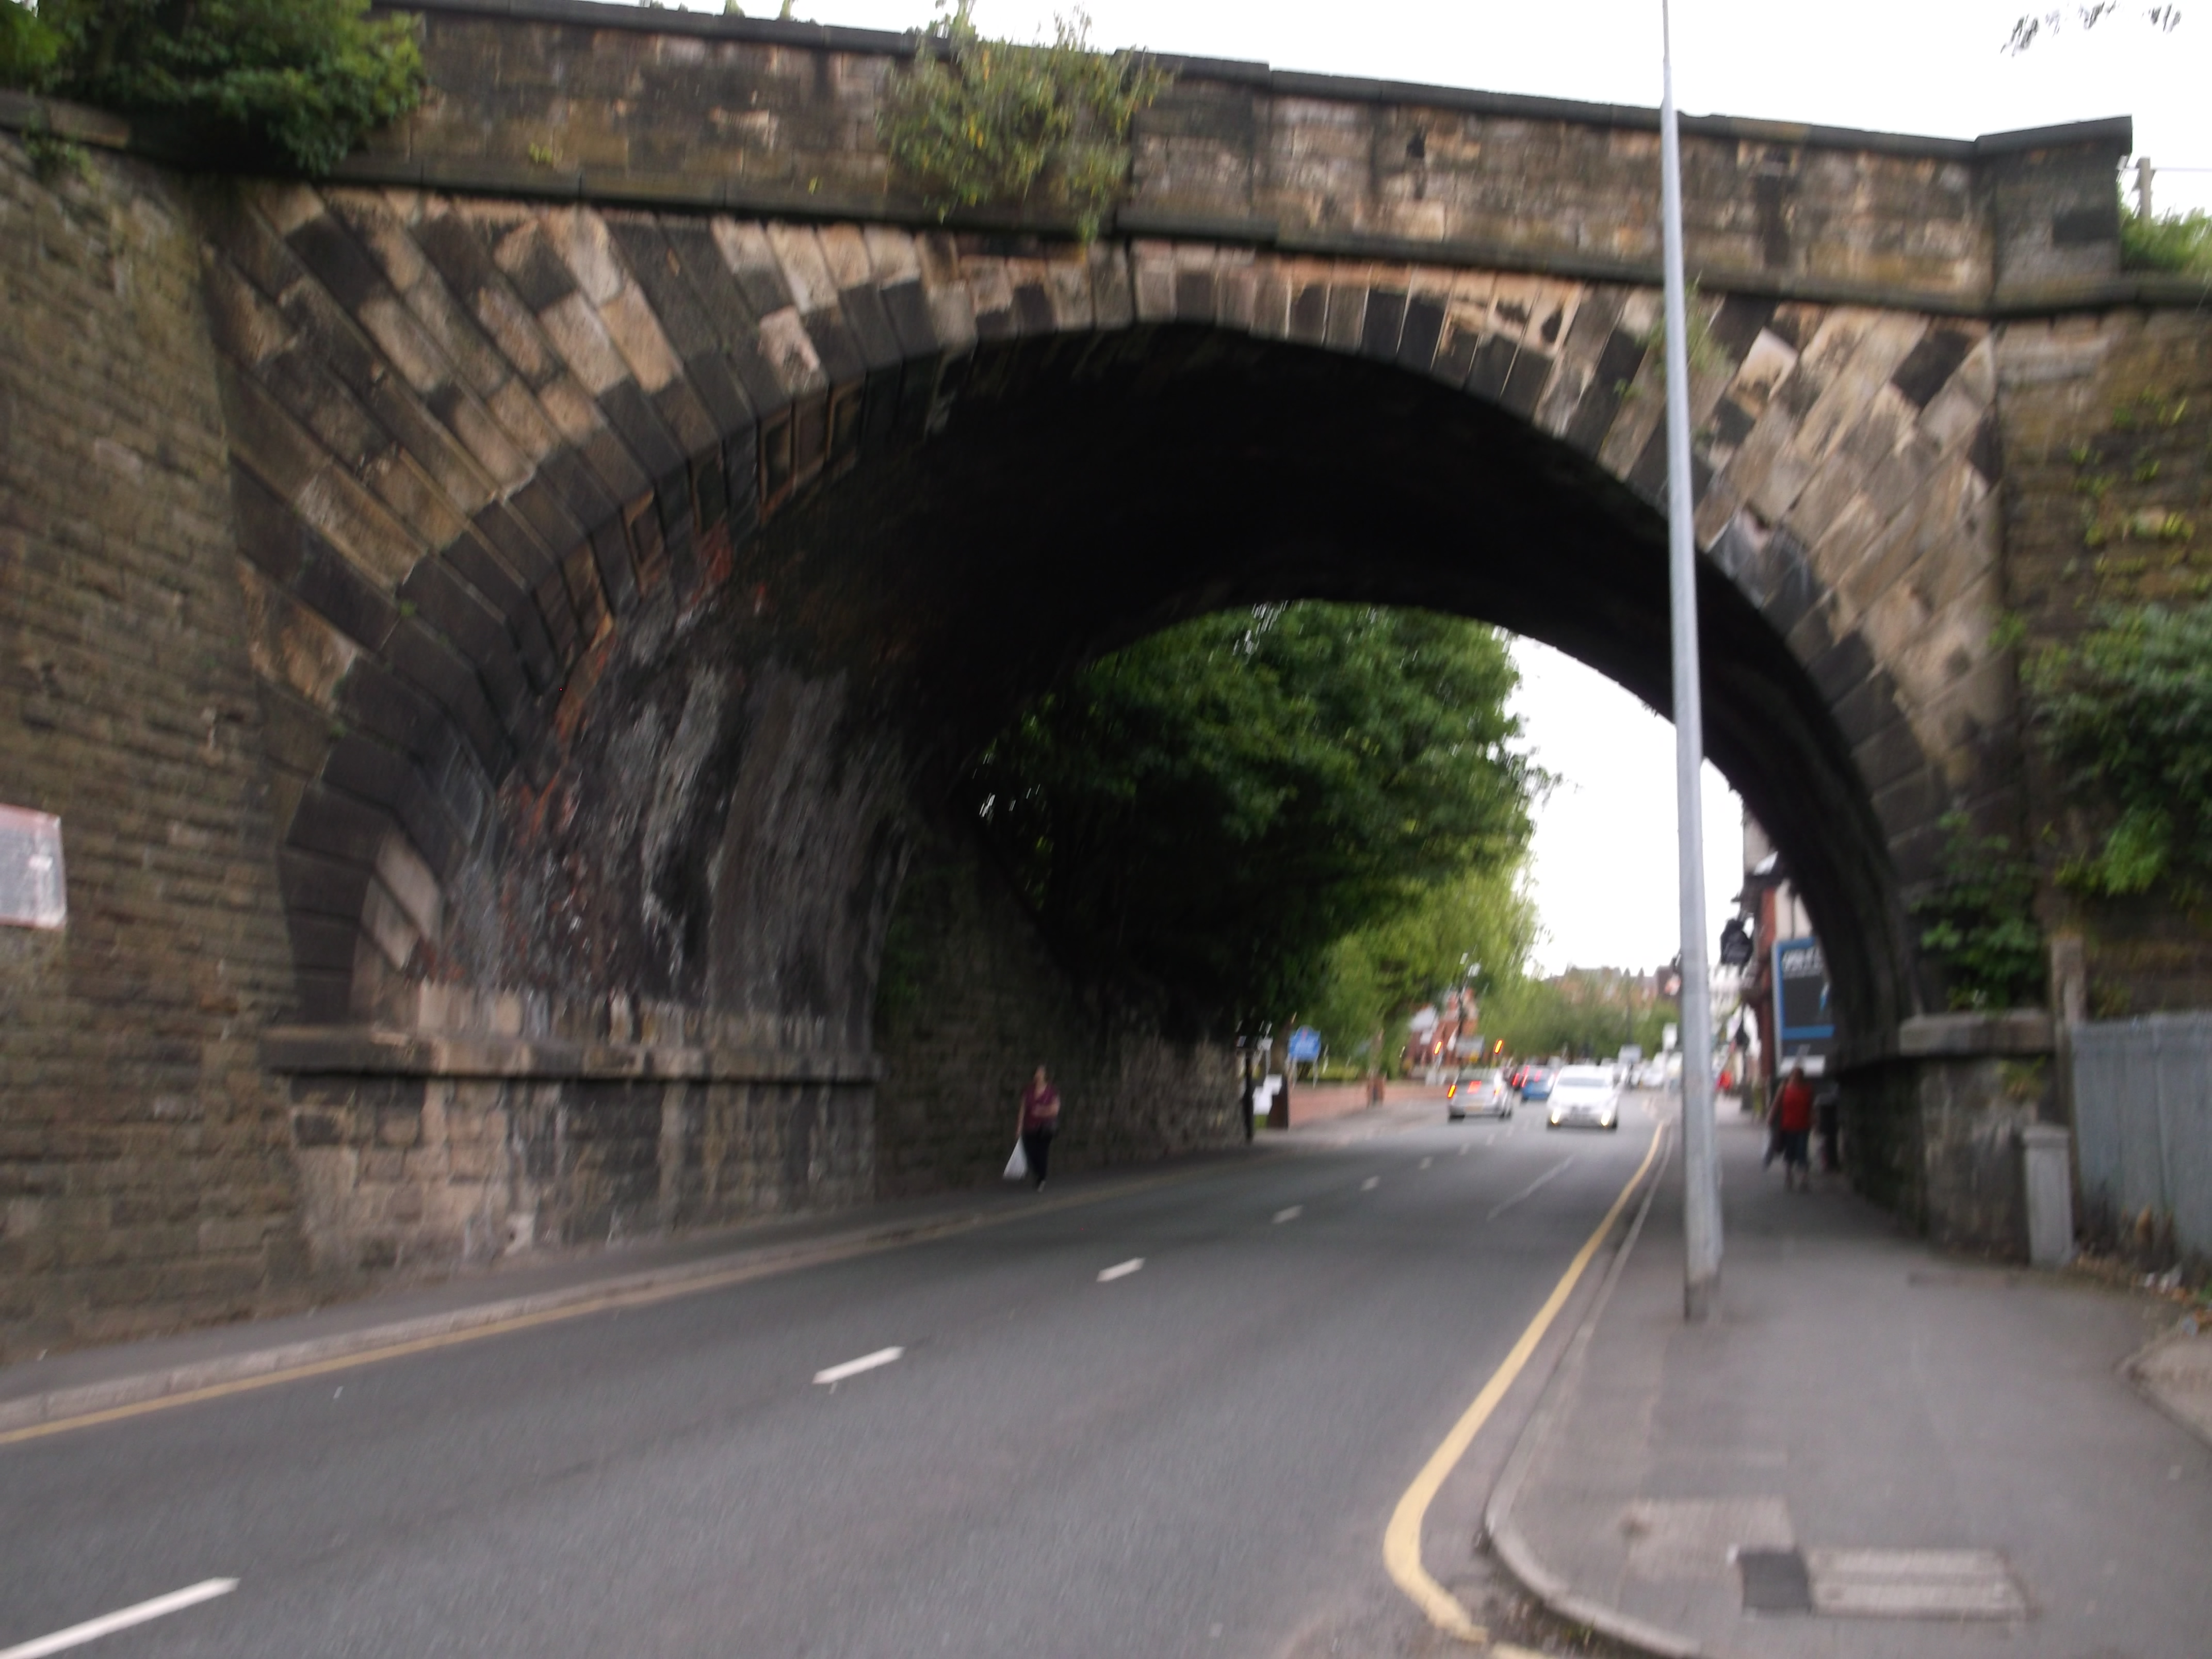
[
  {"left": 1305, "top": 863, "right": 1534, "bottom": 1066},
  {"left": 1910, "top": 812, "right": 2046, "bottom": 1009},
  {"left": 878, "top": 1, "right": 1165, "bottom": 240},
  {"left": 964, "top": 603, "right": 1535, "bottom": 1033},
  {"left": 2027, "top": 604, "right": 2212, "bottom": 901},
  {"left": 1481, "top": 970, "right": 1678, "bottom": 1063},
  {"left": 0, "top": 0, "right": 424, "bottom": 174}
]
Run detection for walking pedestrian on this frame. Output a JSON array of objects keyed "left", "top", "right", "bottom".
[
  {"left": 1018, "top": 1064, "right": 1061, "bottom": 1191},
  {"left": 1775, "top": 1063, "right": 1815, "bottom": 1191}
]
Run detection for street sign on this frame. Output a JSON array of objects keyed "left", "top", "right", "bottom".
[
  {"left": 1774, "top": 936, "right": 1835, "bottom": 1075},
  {"left": 1718, "top": 915, "right": 1753, "bottom": 968},
  {"left": 1287, "top": 1027, "right": 1322, "bottom": 1063}
]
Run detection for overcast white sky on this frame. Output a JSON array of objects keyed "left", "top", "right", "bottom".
[{"left": 674, "top": 0, "right": 2208, "bottom": 972}]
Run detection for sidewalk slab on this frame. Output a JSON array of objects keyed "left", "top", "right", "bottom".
[{"left": 1497, "top": 1109, "right": 2212, "bottom": 1659}]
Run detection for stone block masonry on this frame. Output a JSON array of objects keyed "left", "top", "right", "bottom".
[
  {"left": 1994, "top": 310, "right": 2212, "bottom": 1014},
  {"left": 0, "top": 136, "right": 311, "bottom": 1359},
  {"left": 874, "top": 821, "right": 1241, "bottom": 1196}
]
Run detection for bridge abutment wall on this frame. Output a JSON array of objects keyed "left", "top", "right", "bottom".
[
  {"left": 875, "top": 820, "right": 1242, "bottom": 1198},
  {"left": 0, "top": 137, "right": 313, "bottom": 1355},
  {"left": 2, "top": 0, "right": 2209, "bottom": 1341}
]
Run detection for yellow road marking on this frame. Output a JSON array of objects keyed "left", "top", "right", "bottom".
[
  {"left": 0, "top": 1164, "right": 1213, "bottom": 1450},
  {"left": 1383, "top": 1119, "right": 1666, "bottom": 1646}
]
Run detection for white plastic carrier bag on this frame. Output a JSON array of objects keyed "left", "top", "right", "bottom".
[{"left": 1003, "top": 1141, "right": 1029, "bottom": 1181}]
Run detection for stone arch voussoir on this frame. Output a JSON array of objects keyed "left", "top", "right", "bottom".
[{"left": 202, "top": 189, "right": 2013, "bottom": 1047}]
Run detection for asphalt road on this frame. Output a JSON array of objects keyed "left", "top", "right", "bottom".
[{"left": 0, "top": 1093, "right": 1663, "bottom": 1659}]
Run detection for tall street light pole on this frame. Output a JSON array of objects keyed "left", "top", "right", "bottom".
[{"left": 1660, "top": 0, "right": 1722, "bottom": 1321}]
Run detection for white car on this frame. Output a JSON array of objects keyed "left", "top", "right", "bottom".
[{"left": 1545, "top": 1065, "right": 1622, "bottom": 1132}]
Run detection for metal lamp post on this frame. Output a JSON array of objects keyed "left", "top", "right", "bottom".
[{"left": 1660, "top": 0, "right": 1723, "bottom": 1321}]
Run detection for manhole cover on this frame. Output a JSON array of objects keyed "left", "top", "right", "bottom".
[
  {"left": 1738, "top": 1548, "right": 1814, "bottom": 1614},
  {"left": 1805, "top": 1548, "right": 2027, "bottom": 1618}
]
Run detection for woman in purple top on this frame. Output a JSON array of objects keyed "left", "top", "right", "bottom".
[{"left": 1018, "top": 1065, "right": 1061, "bottom": 1191}]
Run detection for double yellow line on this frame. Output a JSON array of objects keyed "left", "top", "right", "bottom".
[{"left": 1383, "top": 1119, "right": 1666, "bottom": 1647}]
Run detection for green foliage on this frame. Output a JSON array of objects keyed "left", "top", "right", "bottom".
[
  {"left": 965, "top": 603, "right": 1536, "bottom": 1032},
  {"left": 1304, "top": 863, "right": 1536, "bottom": 1061},
  {"left": 878, "top": 2, "right": 1165, "bottom": 240},
  {"left": 1911, "top": 812, "right": 2045, "bottom": 1009},
  {"left": 1, "top": 0, "right": 424, "bottom": 174},
  {"left": 1480, "top": 969, "right": 1678, "bottom": 1063},
  {"left": 2026, "top": 603, "right": 2212, "bottom": 900},
  {"left": 1, "top": 2, "right": 61, "bottom": 85},
  {"left": 2121, "top": 203, "right": 2212, "bottom": 278}
]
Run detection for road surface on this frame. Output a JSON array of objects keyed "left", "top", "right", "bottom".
[{"left": 0, "top": 1093, "right": 1664, "bottom": 1658}]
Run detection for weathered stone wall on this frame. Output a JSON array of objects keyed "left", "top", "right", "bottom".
[
  {"left": 0, "top": 136, "right": 310, "bottom": 1359},
  {"left": 874, "top": 822, "right": 1240, "bottom": 1195},
  {"left": 360, "top": 0, "right": 2130, "bottom": 310},
  {"left": 1840, "top": 1012, "right": 2058, "bottom": 1256},
  {"left": 1994, "top": 310, "right": 2212, "bottom": 1015}
]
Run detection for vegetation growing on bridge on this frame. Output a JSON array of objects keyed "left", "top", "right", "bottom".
[
  {"left": 2121, "top": 204, "right": 2212, "bottom": 278},
  {"left": 954, "top": 603, "right": 1538, "bottom": 1043},
  {"left": 0, "top": 0, "right": 423, "bottom": 173},
  {"left": 879, "top": 2, "right": 1166, "bottom": 240},
  {"left": 1911, "top": 814, "right": 2047, "bottom": 1010},
  {"left": 2028, "top": 604, "right": 2212, "bottom": 901}
]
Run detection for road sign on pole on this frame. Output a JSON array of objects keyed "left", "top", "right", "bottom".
[{"left": 1660, "top": 0, "right": 1723, "bottom": 1323}]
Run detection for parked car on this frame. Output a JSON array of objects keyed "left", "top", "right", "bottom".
[
  {"left": 1544, "top": 1064, "right": 1622, "bottom": 1131},
  {"left": 1519, "top": 1066, "right": 1555, "bottom": 1102},
  {"left": 1447, "top": 1065, "right": 1512, "bottom": 1121}
]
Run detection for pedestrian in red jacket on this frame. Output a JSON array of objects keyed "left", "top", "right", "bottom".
[
  {"left": 1775, "top": 1064, "right": 1816, "bottom": 1191},
  {"left": 1018, "top": 1065, "right": 1061, "bottom": 1192}
]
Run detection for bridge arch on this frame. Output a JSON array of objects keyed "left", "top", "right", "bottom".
[{"left": 214, "top": 189, "right": 2012, "bottom": 1080}]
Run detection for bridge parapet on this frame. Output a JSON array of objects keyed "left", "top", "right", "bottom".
[{"left": 354, "top": 0, "right": 2133, "bottom": 312}]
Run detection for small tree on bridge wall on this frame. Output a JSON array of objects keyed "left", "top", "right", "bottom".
[{"left": 879, "top": 2, "right": 1166, "bottom": 240}]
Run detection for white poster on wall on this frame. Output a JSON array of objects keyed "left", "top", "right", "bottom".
[{"left": 0, "top": 804, "right": 67, "bottom": 929}]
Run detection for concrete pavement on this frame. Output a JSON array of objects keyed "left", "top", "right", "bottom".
[{"left": 1489, "top": 1098, "right": 2212, "bottom": 1659}]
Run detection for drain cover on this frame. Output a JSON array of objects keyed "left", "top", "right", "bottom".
[
  {"left": 1805, "top": 1549, "right": 2027, "bottom": 1619},
  {"left": 1737, "top": 1548, "right": 1814, "bottom": 1613}
]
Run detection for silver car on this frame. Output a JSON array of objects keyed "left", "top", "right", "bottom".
[
  {"left": 1544, "top": 1065, "right": 1622, "bottom": 1131},
  {"left": 1447, "top": 1065, "right": 1511, "bottom": 1121}
]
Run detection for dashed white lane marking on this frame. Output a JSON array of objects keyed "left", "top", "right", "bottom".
[
  {"left": 0, "top": 1579, "right": 238, "bottom": 1659},
  {"left": 1361, "top": 1176, "right": 1381, "bottom": 1191},
  {"left": 1097, "top": 1258, "right": 1144, "bottom": 1282},
  {"left": 813, "top": 1346, "right": 903, "bottom": 1386},
  {"left": 1458, "top": 1146, "right": 1470, "bottom": 1157},
  {"left": 1487, "top": 1156, "right": 1575, "bottom": 1221},
  {"left": 1420, "top": 1157, "right": 1433, "bottom": 1169},
  {"left": 1273, "top": 1206, "right": 1303, "bottom": 1224}
]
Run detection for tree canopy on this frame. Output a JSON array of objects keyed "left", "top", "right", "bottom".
[
  {"left": 962, "top": 603, "right": 1537, "bottom": 1033},
  {"left": 1479, "top": 969, "right": 1677, "bottom": 1064},
  {"left": 1, "top": 0, "right": 424, "bottom": 174}
]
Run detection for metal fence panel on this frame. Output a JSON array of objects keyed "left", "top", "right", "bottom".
[{"left": 2072, "top": 1015, "right": 2212, "bottom": 1262}]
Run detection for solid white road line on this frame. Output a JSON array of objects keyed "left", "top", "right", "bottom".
[
  {"left": 1487, "top": 1156, "right": 1574, "bottom": 1221},
  {"left": 1096, "top": 1259, "right": 1144, "bottom": 1282},
  {"left": 1272, "top": 1206, "right": 1303, "bottom": 1224},
  {"left": 0, "top": 1579, "right": 238, "bottom": 1659},
  {"left": 1361, "top": 1176, "right": 1381, "bottom": 1191},
  {"left": 812, "top": 1347, "right": 903, "bottom": 1386}
]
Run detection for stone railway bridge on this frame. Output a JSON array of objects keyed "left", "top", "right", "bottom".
[{"left": 3, "top": 0, "right": 2208, "bottom": 1352}]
